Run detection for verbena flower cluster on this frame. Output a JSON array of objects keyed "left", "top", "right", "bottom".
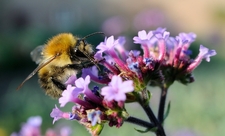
[
  {"left": 50, "top": 28, "right": 216, "bottom": 136},
  {"left": 11, "top": 116, "right": 72, "bottom": 136}
]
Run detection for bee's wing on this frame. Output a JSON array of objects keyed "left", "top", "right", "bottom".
[
  {"left": 17, "top": 53, "right": 60, "bottom": 90},
  {"left": 30, "top": 45, "right": 44, "bottom": 64}
]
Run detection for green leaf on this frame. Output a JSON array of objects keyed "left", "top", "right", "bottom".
[
  {"left": 90, "top": 124, "right": 104, "bottom": 136},
  {"left": 163, "top": 101, "right": 171, "bottom": 121},
  {"left": 134, "top": 127, "right": 157, "bottom": 133}
]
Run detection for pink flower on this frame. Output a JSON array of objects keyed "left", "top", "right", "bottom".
[
  {"left": 198, "top": 45, "right": 217, "bottom": 62},
  {"left": 187, "top": 45, "right": 217, "bottom": 72},
  {"left": 101, "top": 76, "right": 134, "bottom": 102},
  {"left": 60, "top": 127, "right": 72, "bottom": 136},
  {"left": 96, "top": 36, "right": 115, "bottom": 53},
  {"left": 65, "top": 75, "right": 77, "bottom": 85},
  {"left": 59, "top": 85, "right": 80, "bottom": 107},
  {"left": 133, "top": 30, "right": 153, "bottom": 45},
  {"left": 50, "top": 105, "right": 70, "bottom": 124},
  {"left": 19, "top": 116, "right": 42, "bottom": 136},
  {"left": 75, "top": 75, "right": 90, "bottom": 91}
]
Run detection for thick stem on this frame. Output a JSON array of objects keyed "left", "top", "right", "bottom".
[
  {"left": 125, "top": 116, "right": 154, "bottom": 128},
  {"left": 158, "top": 87, "right": 168, "bottom": 124},
  {"left": 142, "top": 105, "right": 166, "bottom": 136},
  {"left": 137, "top": 89, "right": 166, "bottom": 136}
]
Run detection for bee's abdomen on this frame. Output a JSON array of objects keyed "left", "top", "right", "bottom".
[
  {"left": 39, "top": 73, "right": 63, "bottom": 98},
  {"left": 38, "top": 66, "right": 76, "bottom": 98}
]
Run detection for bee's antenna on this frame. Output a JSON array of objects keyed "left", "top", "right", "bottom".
[{"left": 81, "top": 32, "right": 105, "bottom": 41}]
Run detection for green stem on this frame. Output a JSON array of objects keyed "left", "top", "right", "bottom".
[
  {"left": 141, "top": 105, "right": 166, "bottom": 136},
  {"left": 125, "top": 116, "right": 154, "bottom": 128},
  {"left": 158, "top": 86, "right": 168, "bottom": 124},
  {"left": 138, "top": 90, "right": 166, "bottom": 136}
]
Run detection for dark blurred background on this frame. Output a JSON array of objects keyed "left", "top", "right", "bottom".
[{"left": 0, "top": 0, "right": 224, "bottom": 136}]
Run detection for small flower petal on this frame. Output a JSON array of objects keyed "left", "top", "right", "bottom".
[
  {"left": 96, "top": 36, "right": 116, "bottom": 53},
  {"left": 59, "top": 85, "right": 80, "bottom": 107},
  {"left": 75, "top": 76, "right": 90, "bottom": 90},
  {"left": 101, "top": 76, "right": 134, "bottom": 102},
  {"left": 50, "top": 105, "right": 64, "bottom": 124},
  {"left": 65, "top": 75, "right": 77, "bottom": 85},
  {"left": 27, "top": 116, "right": 42, "bottom": 127},
  {"left": 87, "top": 110, "right": 102, "bottom": 126},
  {"left": 199, "top": 45, "right": 217, "bottom": 62}
]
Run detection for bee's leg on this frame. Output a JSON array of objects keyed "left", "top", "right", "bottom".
[
  {"left": 51, "top": 77, "right": 66, "bottom": 91},
  {"left": 68, "top": 61, "right": 95, "bottom": 69}
]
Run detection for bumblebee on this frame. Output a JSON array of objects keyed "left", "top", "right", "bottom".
[{"left": 17, "top": 32, "right": 103, "bottom": 98}]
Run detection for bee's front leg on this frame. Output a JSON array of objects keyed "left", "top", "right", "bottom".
[
  {"left": 51, "top": 77, "right": 66, "bottom": 91},
  {"left": 67, "top": 61, "right": 95, "bottom": 69}
]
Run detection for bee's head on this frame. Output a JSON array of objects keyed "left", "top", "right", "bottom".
[
  {"left": 73, "top": 32, "right": 104, "bottom": 69},
  {"left": 74, "top": 32, "right": 104, "bottom": 56}
]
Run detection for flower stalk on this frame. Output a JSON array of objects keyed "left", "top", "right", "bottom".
[{"left": 158, "top": 86, "right": 168, "bottom": 124}]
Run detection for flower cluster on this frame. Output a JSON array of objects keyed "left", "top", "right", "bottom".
[
  {"left": 51, "top": 75, "right": 133, "bottom": 135},
  {"left": 11, "top": 116, "right": 72, "bottom": 136},
  {"left": 50, "top": 28, "right": 216, "bottom": 136}
]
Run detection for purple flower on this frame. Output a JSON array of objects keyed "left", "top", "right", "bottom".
[
  {"left": 19, "top": 116, "right": 42, "bottom": 136},
  {"left": 87, "top": 110, "right": 102, "bottom": 126},
  {"left": 153, "top": 27, "right": 170, "bottom": 40},
  {"left": 59, "top": 85, "right": 80, "bottom": 107},
  {"left": 198, "top": 45, "right": 217, "bottom": 62},
  {"left": 11, "top": 116, "right": 74, "bottom": 136},
  {"left": 82, "top": 66, "right": 109, "bottom": 84},
  {"left": 187, "top": 45, "right": 217, "bottom": 72},
  {"left": 96, "top": 36, "right": 118, "bottom": 53},
  {"left": 50, "top": 105, "right": 70, "bottom": 124},
  {"left": 129, "top": 50, "right": 141, "bottom": 57},
  {"left": 133, "top": 30, "right": 153, "bottom": 45},
  {"left": 96, "top": 36, "right": 129, "bottom": 72},
  {"left": 94, "top": 51, "right": 103, "bottom": 61},
  {"left": 104, "top": 55, "right": 115, "bottom": 64},
  {"left": 114, "top": 36, "right": 127, "bottom": 61},
  {"left": 101, "top": 76, "right": 134, "bottom": 102},
  {"left": 11, "top": 116, "right": 42, "bottom": 136},
  {"left": 178, "top": 32, "right": 196, "bottom": 43},
  {"left": 75, "top": 75, "right": 90, "bottom": 92},
  {"left": 60, "top": 76, "right": 91, "bottom": 107},
  {"left": 60, "top": 126, "right": 72, "bottom": 136},
  {"left": 82, "top": 67, "right": 98, "bottom": 80},
  {"left": 45, "top": 129, "right": 57, "bottom": 136},
  {"left": 65, "top": 75, "right": 77, "bottom": 85},
  {"left": 27, "top": 116, "right": 42, "bottom": 127}
]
